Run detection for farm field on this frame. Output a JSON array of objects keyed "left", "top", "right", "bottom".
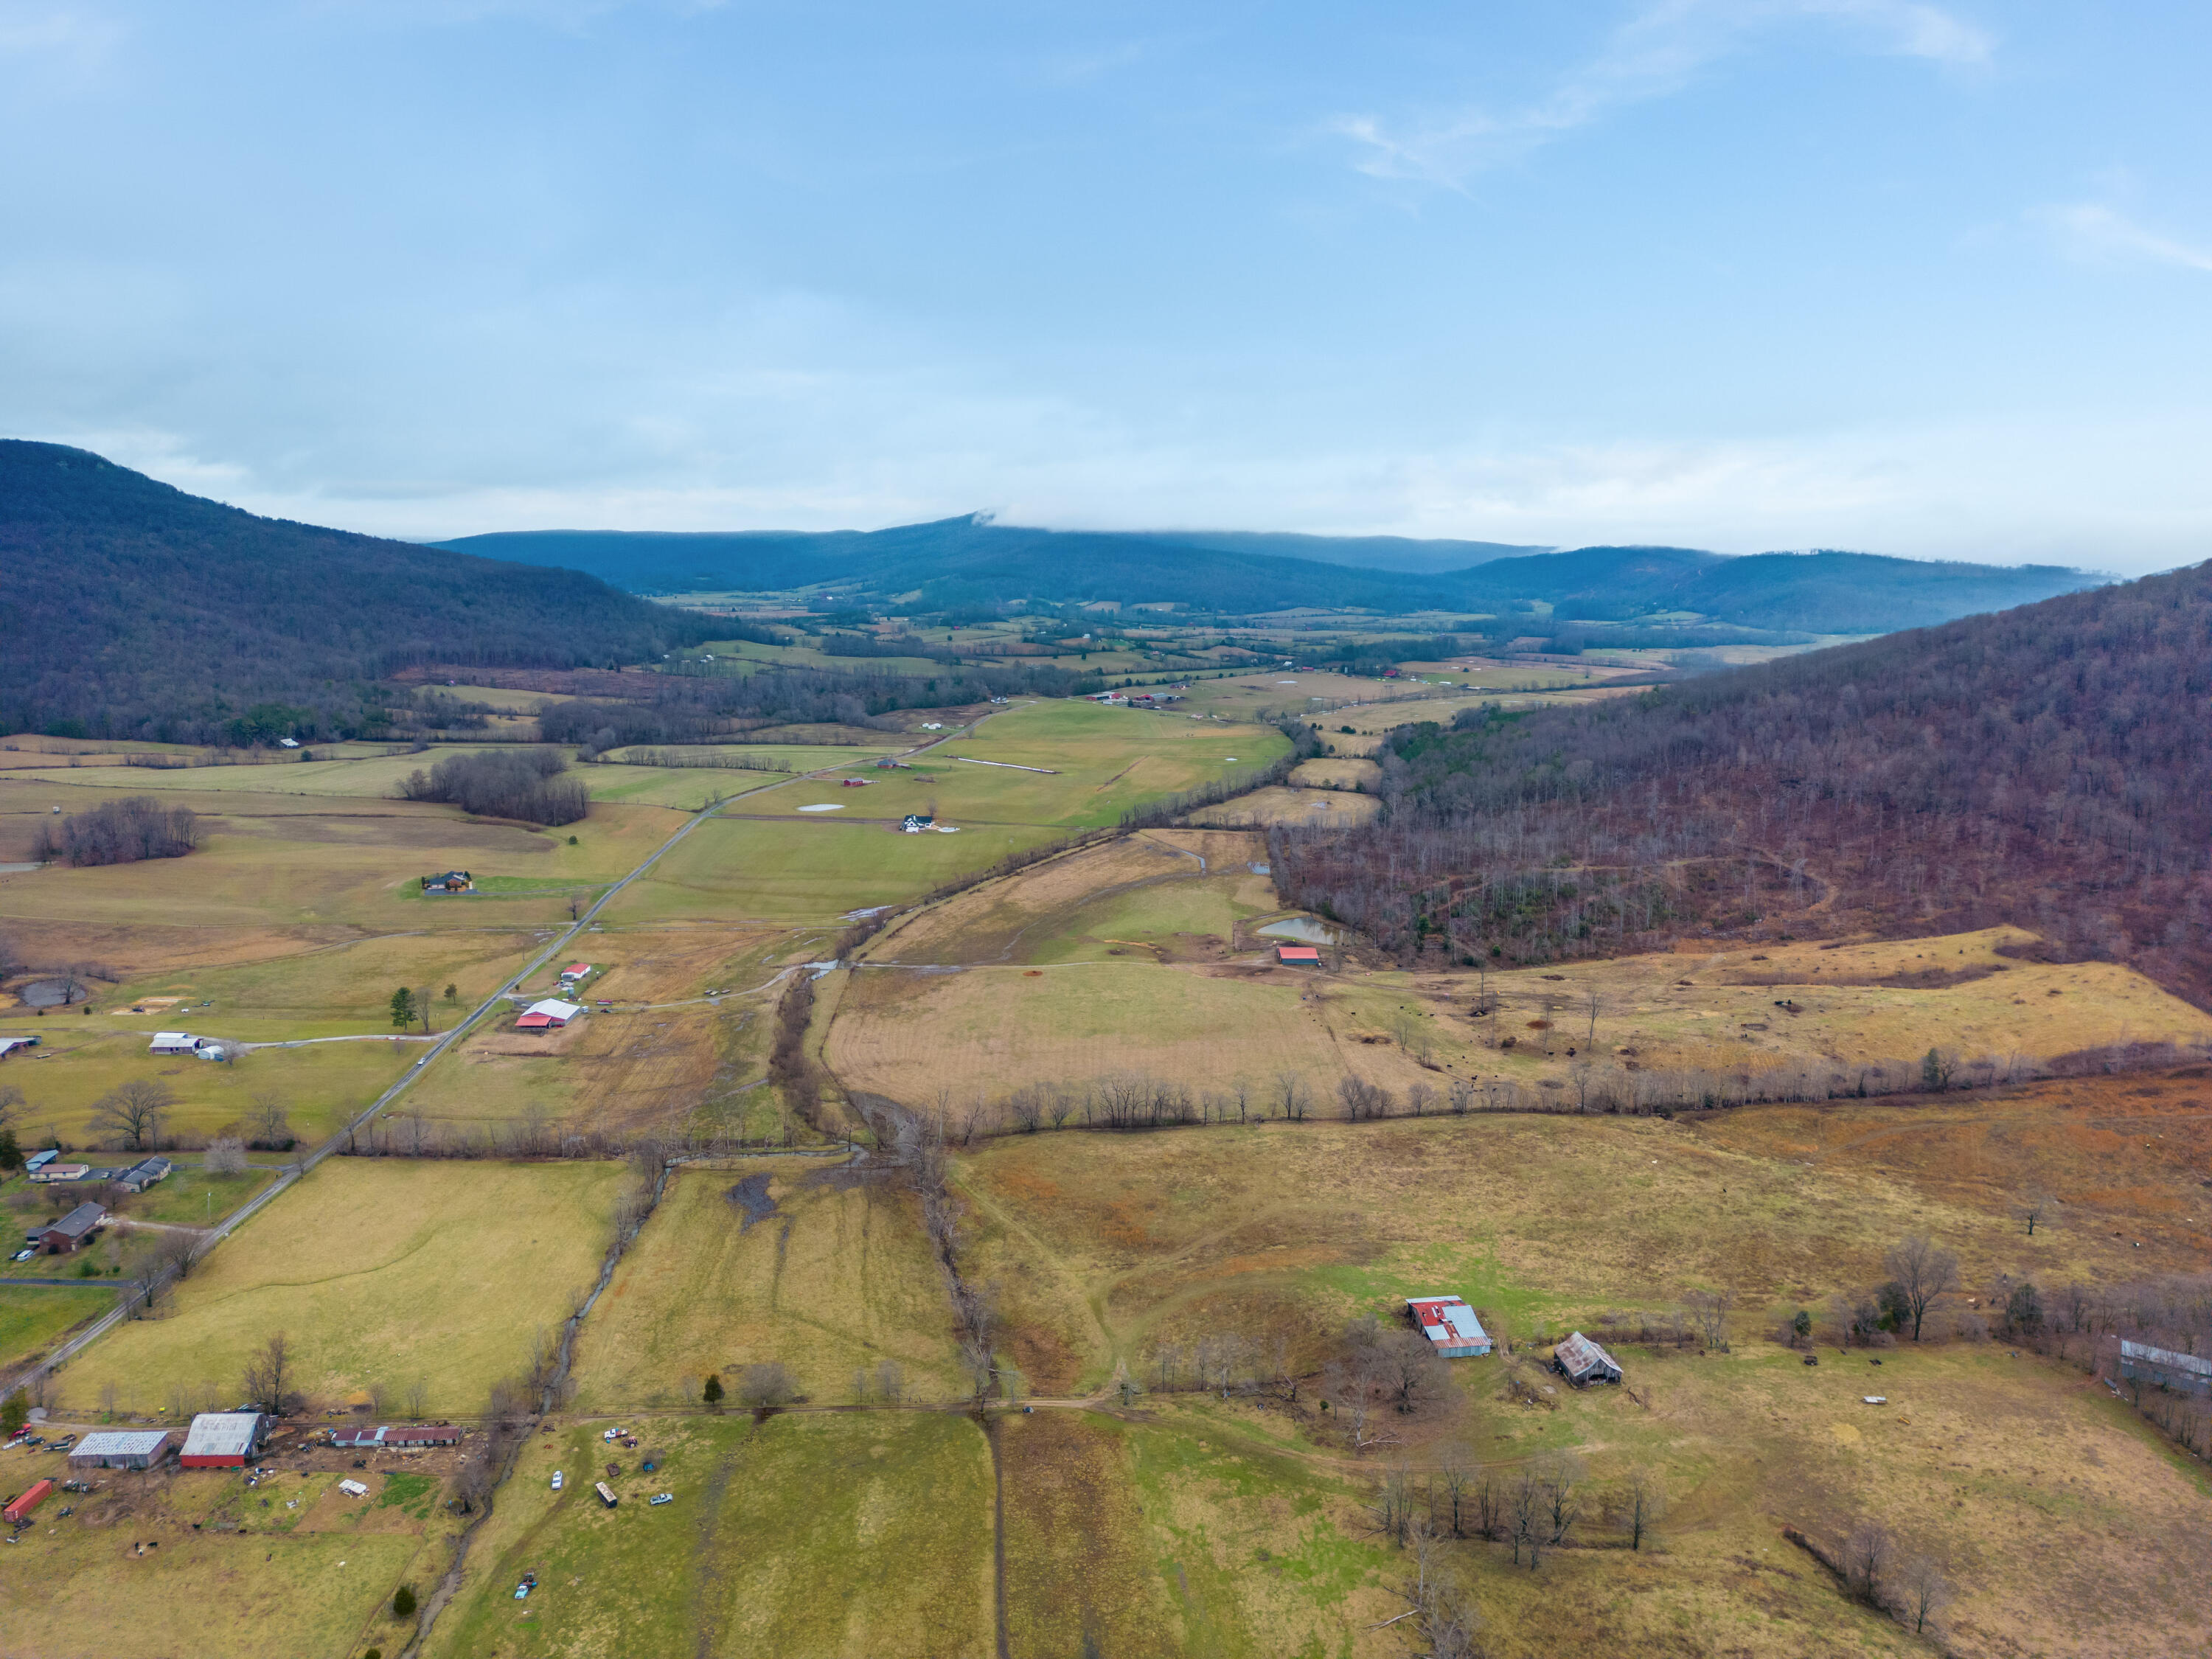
[
  {"left": 1189, "top": 782, "right": 1382, "bottom": 825},
  {"left": 0, "top": 1029, "right": 417, "bottom": 1146},
  {"left": 53, "top": 1158, "right": 630, "bottom": 1416},
  {"left": 0, "top": 1284, "right": 114, "bottom": 1374},
  {"left": 952, "top": 1106, "right": 2199, "bottom": 1395},
  {"left": 425, "top": 1412, "right": 995, "bottom": 1659},
  {"left": 0, "top": 1450, "right": 448, "bottom": 1659},
  {"left": 114, "top": 1166, "right": 277, "bottom": 1227},
  {"left": 568, "top": 1161, "right": 964, "bottom": 1408}
]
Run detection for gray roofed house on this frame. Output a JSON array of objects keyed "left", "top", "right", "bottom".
[
  {"left": 119, "top": 1157, "right": 173, "bottom": 1193},
  {"left": 39, "top": 1202, "right": 106, "bottom": 1253},
  {"left": 1552, "top": 1331, "right": 1624, "bottom": 1387},
  {"left": 2121, "top": 1339, "right": 2212, "bottom": 1398}
]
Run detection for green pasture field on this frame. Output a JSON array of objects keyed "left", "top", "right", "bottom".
[
  {"left": 998, "top": 1407, "right": 1399, "bottom": 1658},
  {"left": 0, "top": 744, "right": 524, "bottom": 799},
  {"left": 0, "top": 1284, "right": 114, "bottom": 1371},
  {"left": 0, "top": 776, "right": 687, "bottom": 931},
  {"left": 116, "top": 1168, "right": 276, "bottom": 1226},
  {"left": 0, "top": 1031, "right": 415, "bottom": 1147},
  {"left": 425, "top": 1413, "right": 995, "bottom": 1659},
  {"left": 54, "top": 1158, "right": 629, "bottom": 1416},
  {"left": 740, "top": 699, "right": 1288, "bottom": 832},
  {"left": 102, "top": 928, "right": 548, "bottom": 1037},
  {"left": 568, "top": 1163, "right": 964, "bottom": 1410},
  {"left": 599, "top": 815, "right": 1064, "bottom": 925},
  {"left": 0, "top": 1509, "right": 428, "bottom": 1659},
  {"left": 574, "top": 764, "right": 799, "bottom": 810},
  {"left": 601, "top": 742, "right": 903, "bottom": 769}
]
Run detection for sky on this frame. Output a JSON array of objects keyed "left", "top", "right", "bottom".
[{"left": 2, "top": 1, "right": 2208, "bottom": 570}]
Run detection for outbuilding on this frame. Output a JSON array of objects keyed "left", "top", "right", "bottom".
[
  {"left": 1406, "top": 1295, "right": 1493, "bottom": 1357},
  {"left": 181, "top": 1412, "right": 266, "bottom": 1468},
  {"left": 27, "top": 1161, "right": 88, "bottom": 1185},
  {"left": 0, "top": 1037, "right": 35, "bottom": 1060},
  {"left": 39, "top": 1203, "right": 105, "bottom": 1253},
  {"left": 331, "top": 1424, "right": 463, "bottom": 1449},
  {"left": 559, "top": 963, "right": 592, "bottom": 982},
  {"left": 515, "top": 999, "right": 583, "bottom": 1031},
  {"left": 2121, "top": 1338, "right": 2212, "bottom": 1398},
  {"left": 22, "top": 1149, "right": 56, "bottom": 1175},
  {"left": 148, "top": 1032, "right": 206, "bottom": 1056},
  {"left": 1274, "top": 945, "right": 1321, "bottom": 966},
  {"left": 1552, "top": 1332, "right": 1624, "bottom": 1387},
  {"left": 69, "top": 1430, "right": 174, "bottom": 1472},
  {"left": 119, "top": 1157, "right": 173, "bottom": 1194}
]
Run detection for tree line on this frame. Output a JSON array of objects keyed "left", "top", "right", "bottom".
[
  {"left": 35, "top": 796, "right": 198, "bottom": 866},
  {"left": 398, "top": 747, "right": 587, "bottom": 826}
]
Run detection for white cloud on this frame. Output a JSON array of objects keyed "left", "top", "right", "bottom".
[
  {"left": 1334, "top": 0, "right": 1992, "bottom": 186},
  {"left": 2033, "top": 202, "right": 2212, "bottom": 276}
]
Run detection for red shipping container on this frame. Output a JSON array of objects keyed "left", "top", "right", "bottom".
[{"left": 4, "top": 1479, "right": 55, "bottom": 1523}]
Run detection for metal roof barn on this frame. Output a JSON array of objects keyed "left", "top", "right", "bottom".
[
  {"left": 1406, "top": 1295, "right": 1492, "bottom": 1357},
  {"left": 2121, "top": 1339, "right": 2212, "bottom": 1397},
  {"left": 1553, "top": 1332, "right": 1624, "bottom": 1386},
  {"left": 181, "top": 1412, "right": 265, "bottom": 1467},
  {"left": 69, "top": 1430, "right": 173, "bottom": 1470}
]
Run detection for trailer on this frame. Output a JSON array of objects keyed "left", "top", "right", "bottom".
[
  {"left": 4, "top": 1480, "right": 55, "bottom": 1524},
  {"left": 594, "top": 1481, "right": 619, "bottom": 1509}
]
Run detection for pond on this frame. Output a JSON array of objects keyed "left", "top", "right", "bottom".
[
  {"left": 17, "top": 978, "right": 89, "bottom": 1008},
  {"left": 1256, "top": 916, "right": 1337, "bottom": 945}
]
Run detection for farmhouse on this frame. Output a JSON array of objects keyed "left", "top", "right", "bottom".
[
  {"left": 330, "top": 1423, "right": 465, "bottom": 1449},
  {"left": 1274, "top": 945, "right": 1321, "bottom": 966},
  {"left": 901, "top": 815, "right": 934, "bottom": 833},
  {"left": 148, "top": 1032, "right": 207, "bottom": 1055},
  {"left": 181, "top": 1412, "right": 266, "bottom": 1468},
  {"left": 1406, "top": 1295, "right": 1493, "bottom": 1357},
  {"left": 69, "top": 1430, "right": 173, "bottom": 1471},
  {"left": 27, "top": 1160, "right": 89, "bottom": 1185},
  {"left": 559, "top": 962, "right": 592, "bottom": 983},
  {"left": 421, "top": 870, "right": 474, "bottom": 894},
  {"left": 515, "top": 998, "right": 584, "bottom": 1030},
  {"left": 119, "top": 1156, "right": 173, "bottom": 1193},
  {"left": 1553, "top": 1331, "right": 1624, "bottom": 1386},
  {"left": 2121, "top": 1338, "right": 2212, "bottom": 1398},
  {"left": 38, "top": 1203, "right": 105, "bottom": 1253}
]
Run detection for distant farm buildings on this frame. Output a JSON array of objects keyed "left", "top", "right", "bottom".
[
  {"left": 1406, "top": 1295, "right": 1493, "bottom": 1357},
  {"left": 421, "top": 870, "right": 474, "bottom": 894},
  {"left": 1553, "top": 1332, "right": 1624, "bottom": 1386},
  {"left": 181, "top": 1413, "right": 266, "bottom": 1469},
  {"left": 329, "top": 1424, "right": 464, "bottom": 1449},
  {"left": 37, "top": 1203, "right": 106, "bottom": 1254},
  {"left": 69, "top": 1430, "right": 174, "bottom": 1472},
  {"left": 515, "top": 999, "right": 584, "bottom": 1031},
  {"left": 27, "top": 1159, "right": 90, "bottom": 1185},
  {"left": 2121, "top": 1339, "right": 2212, "bottom": 1398},
  {"left": 148, "top": 1032, "right": 211, "bottom": 1056}
]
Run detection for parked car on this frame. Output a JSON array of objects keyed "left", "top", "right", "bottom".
[
  {"left": 50, "top": 1436, "right": 74, "bottom": 1450},
  {"left": 550, "top": 1471, "right": 563, "bottom": 1491},
  {"left": 514, "top": 1571, "right": 537, "bottom": 1599},
  {"left": 649, "top": 1493, "right": 673, "bottom": 1506},
  {"left": 10, "top": 1249, "right": 34, "bottom": 1263}
]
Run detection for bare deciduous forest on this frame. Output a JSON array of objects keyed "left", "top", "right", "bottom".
[{"left": 1275, "top": 561, "right": 2212, "bottom": 1004}]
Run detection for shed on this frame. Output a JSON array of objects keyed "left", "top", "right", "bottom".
[
  {"left": 1274, "top": 945, "right": 1321, "bottom": 965},
  {"left": 4, "top": 1479, "right": 55, "bottom": 1523},
  {"left": 69, "top": 1430, "right": 173, "bottom": 1471},
  {"left": 1552, "top": 1332, "right": 1624, "bottom": 1386},
  {"left": 181, "top": 1412, "right": 265, "bottom": 1468},
  {"left": 515, "top": 999, "right": 584, "bottom": 1031},
  {"left": 2121, "top": 1339, "right": 2212, "bottom": 1398},
  {"left": 148, "top": 1032, "right": 204, "bottom": 1055},
  {"left": 1406, "top": 1295, "right": 1493, "bottom": 1358},
  {"left": 119, "top": 1157, "right": 173, "bottom": 1194},
  {"left": 40, "top": 1203, "right": 105, "bottom": 1253},
  {"left": 559, "top": 963, "right": 591, "bottom": 981},
  {"left": 332, "top": 1424, "right": 462, "bottom": 1449}
]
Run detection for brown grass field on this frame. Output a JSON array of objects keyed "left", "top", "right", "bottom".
[
  {"left": 568, "top": 1162, "right": 964, "bottom": 1408},
  {"left": 949, "top": 1101, "right": 2212, "bottom": 1658},
  {"left": 1189, "top": 783, "right": 1382, "bottom": 827},
  {"left": 55, "top": 1158, "right": 630, "bottom": 1416}
]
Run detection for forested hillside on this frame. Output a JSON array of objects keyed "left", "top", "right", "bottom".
[
  {"left": 442, "top": 519, "right": 2100, "bottom": 633},
  {"left": 0, "top": 442, "right": 712, "bottom": 742},
  {"left": 1276, "top": 561, "right": 2212, "bottom": 1005}
]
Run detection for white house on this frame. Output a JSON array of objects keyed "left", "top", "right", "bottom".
[{"left": 148, "top": 1032, "right": 206, "bottom": 1056}]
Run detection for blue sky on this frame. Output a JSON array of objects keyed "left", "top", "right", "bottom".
[{"left": 2, "top": 1, "right": 2208, "bottom": 569}]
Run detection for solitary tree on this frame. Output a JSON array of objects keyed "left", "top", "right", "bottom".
[
  {"left": 1616, "top": 1467, "right": 1665, "bottom": 1550},
  {"left": 389, "top": 987, "right": 416, "bottom": 1031},
  {"left": 874, "top": 1359, "right": 903, "bottom": 1405},
  {"left": 2016, "top": 1189, "right": 2053, "bottom": 1237},
  {"left": 91, "top": 1079, "right": 175, "bottom": 1151},
  {"left": 1898, "top": 1554, "right": 1950, "bottom": 1634},
  {"left": 702, "top": 1371, "right": 724, "bottom": 1410},
  {"left": 1883, "top": 1236, "right": 1961, "bottom": 1341},
  {"left": 391, "top": 1585, "right": 417, "bottom": 1618},
  {"left": 248, "top": 1093, "right": 292, "bottom": 1149},
  {"left": 243, "top": 1330, "right": 293, "bottom": 1414},
  {"left": 1842, "top": 1518, "right": 1893, "bottom": 1606},
  {"left": 204, "top": 1137, "right": 248, "bottom": 1176}
]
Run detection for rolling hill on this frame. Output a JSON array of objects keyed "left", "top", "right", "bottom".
[
  {"left": 438, "top": 519, "right": 2103, "bottom": 634},
  {"left": 0, "top": 442, "right": 712, "bottom": 744}
]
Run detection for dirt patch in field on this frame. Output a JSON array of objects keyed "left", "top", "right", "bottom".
[{"left": 998, "top": 1413, "right": 1180, "bottom": 1655}]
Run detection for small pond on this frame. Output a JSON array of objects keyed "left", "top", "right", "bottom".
[
  {"left": 18, "top": 978, "right": 89, "bottom": 1008},
  {"left": 1257, "top": 917, "right": 1337, "bottom": 945}
]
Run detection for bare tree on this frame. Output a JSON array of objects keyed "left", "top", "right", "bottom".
[
  {"left": 1381, "top": 1329, "right": 1448, "bottom": 1414},
  {"left": 91, "top": 1079, "right": 176, "bottom": 1151},
  {"left": 157, "top": 1228, "right": 205, "bottom": 1283},
  {"left": 203, "top": 1137, "right": 248, "bottom": 1176},
  {"left": 1368, "top": 1461, "right": 1413, "bottom": 1545},
  {"left": 248, "top": 1093, "right": 292, "bottom": 1148},
  {"left": 873, "top": 1359, "right": 903, "bottom": 1405},
  {"left": 1898, "top": 1554, "right": 1950, "bottom": 1634},
  {"left": 1509, "top": 1469, "right": 1542, "bottom": 1568},
  {"left": 0, "top": 1083, "right": 24, "bottom": 1136},
  {"left": 2015, "top": 1189, "right": 2053, "bottom": 1237},
  {"left": 1884, "top": 1236, "right": 1961, "bottom": 1341},
  {"left": 1683, "top": 1287, "right": 1737, "bottom": 1352},
  {"left": 1433, "top": 1447, "right": 1475, "bottom": 1538},
  {"left": 1841, "top": 1518, "right": 1893, "bottom": 1607},
  {"left": 406, "top": 1376, "right": 428, "bottom": 1419},
  {"left": 1540, "top": 1453, "right": 1584, "bottom": 1545},
  {"left": 1585, "top": 984, "right": 1602, "bottom": 1043},
  {"left": 242, "top": 1331, "right": 293, "bottom": 1415},
  {"left": 850, "top": 1367, "right": 871, "bottom": 1405},
  {"left": 1394, "top": 1520, "right": 1482, "bottom": 1659},
  {"left": 738, "top": 1361, "right": 797, "bottom": 1408},
  {"left": 1616, "top": 1467, "right": 1664, "bottom": 1551},
  {"left": 1273, "top": 1071, "right": 1310, "bottom": 1121}
]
